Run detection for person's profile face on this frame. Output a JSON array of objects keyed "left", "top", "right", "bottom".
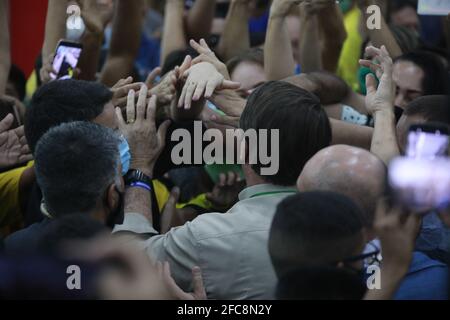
[
  {"left": 92, "top": 101, "right": 119, "bottom": 131},
  {"left": 231, "top": 61, "right": 267, "bottom": 98},
  {"left": 390, "top": 6, "right": 420, "bottom": 32},
  {"left": 393, "top": 61, "right": 424, "bottom": 109}
]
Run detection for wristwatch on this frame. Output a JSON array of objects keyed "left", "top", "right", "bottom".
[{"left": 124, "top": 169, "right": 152, "bottom": 191}]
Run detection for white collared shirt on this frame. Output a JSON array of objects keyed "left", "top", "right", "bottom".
[{"left": 114, "top": 184, "right": 297, "bottom": 300}]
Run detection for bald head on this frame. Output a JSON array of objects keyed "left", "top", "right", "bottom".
[{"left": 297, "top": 145, "right": 386, "bottom": 227}]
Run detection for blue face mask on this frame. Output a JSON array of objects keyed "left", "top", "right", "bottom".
[{"left": 118, "top": 136, "right": 131, "bottom": 176}]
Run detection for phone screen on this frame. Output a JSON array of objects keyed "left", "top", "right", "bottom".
[
  {"left": 51, "top": 41, "right": 82, "bottom": 80},
  {"left": 389, "top": 157, "right": 450, "bottom": 212},
  {"left": 405, "top": 125, "right": 449, "bottom": 159}
]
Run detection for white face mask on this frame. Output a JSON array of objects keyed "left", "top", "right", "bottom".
[{"left": 66, "top": 17, "right": 86, "bottom": 42}]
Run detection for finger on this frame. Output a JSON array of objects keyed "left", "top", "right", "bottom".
[
  {"left": 136, "top": 85, "right": 148, "bottom": 121},
  {"left": 157, "top": 120, "right": 171, "bottom": 149},
  {"left": 226, "top": 171, "right": 236, "bottom": 186},
  {"left": 199, "top": 38, "right": 212, "bottom": 52},
  {"left": 19, "top": 154, "right": 34, "bottom": 163},
  {"left": 163, "top": 187, "right": 180, "bottom": 216},
  {"left": 162, "top": 262, "right": 188, "bottom": 299},
  {"left": 0, "top": 114, "right": 14, "bottom": 133},
  {"left": 193, "top": 80, "right": 206, "bottom": 101},
  {"left": 184, "top": 83, "right": 197, "bottom": 110},
  {"left": 365, "top": 46, "right": 382, "bottom": 59},
  {"left": 221, "top": 80, "right": 241, "bottom": 90},
  {"left": 114, "top": 83, "right": 143, "bottom": 99},
  {"left": 145, "top": 67, "right": 162, "bottom": 88},
  {"left": 146, "top": 95, "right": 158, "bottom": 125},
  {"left": 210, "top": 113, "right": 240, "bottom": 128},
  {"left": 191, "top": 266, "right": 207, "bottom": 299},
  {"left": 190, "top": 39, "right": 207, "bottom": 54},
  {"left": 115, "top": 107, "right": 125, "bottom": 126},
  {"left": 126, "top": 90, "right": 136, "bottom": 122},
  {"left": 219, "top": 173, "right": 226, "bottom": 187},
  {"left": 178, "top": 82, "right": 188, "bottom": 108},
  {"left": 179, "top": 55, "right": 192, "bottom": 75},
  {"left": 204, "top": 81, "right": 217, "bottom": 99},
  {"left": 365, "top": 74, "right": 378, "bottom": 95}
]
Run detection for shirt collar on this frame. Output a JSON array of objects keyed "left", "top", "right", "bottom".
[{"left": 238, "top": 184, "right": 297, "bottom": 201}]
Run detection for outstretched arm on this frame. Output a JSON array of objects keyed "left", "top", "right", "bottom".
[
  {"left": 298, "top": 4, "right": 322, "bottom": 73},
  {"left": 360, "top": 45, "right": 400, "bottom": 164},
  {"left": 217, "top": 0, "right": 251, "bottom": 62},
  {"left": 0, "top": 0, "right": 10, "bottom": 94},
  {"left": 317, "top": 1, "right": 347, "bottom": 72},
  {"left": 358, "top": 0, "right": 402, "bottom": 58},
  {"left": 185, "top": 0, "right": 216, "bottom": 42},
  {"left": 161, "top": 0, "right": 187, "bottom": 66},
  {"left": 100, "top": 0, "right": 145, "bottom": 87},
  {"left": 264, "top": 0, "right": 301, "bottom": 80},
  {"left": 42, "top": 0, "right": 69, "bottom": 60}
]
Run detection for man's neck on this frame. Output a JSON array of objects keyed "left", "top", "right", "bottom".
[{"left": 243, "top": 164, "right": 268, "bottom": 188}]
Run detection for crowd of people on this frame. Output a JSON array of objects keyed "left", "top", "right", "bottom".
[{"left": 1, "top": 0, "right": 450, "bottom": 300}]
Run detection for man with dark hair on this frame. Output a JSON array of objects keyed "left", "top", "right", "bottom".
[
  {"left": 269, "top": 191, "right": 367, "bottom": 279},
  {"left": 25, "top": 79, "right": 116, "bottom": 153},
  {"left": 114, "top": 81, "right": 332, "bottom": 299},
  {"left": 4, "top": 122, "right": 124, "bottom": 254},
  {"left": 393, "top": 51, "right": 448, "bottom": 109}
]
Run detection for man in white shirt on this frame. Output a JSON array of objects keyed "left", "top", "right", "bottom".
[{"left": 114, "top": 81, "right": 332, "bottom": 299}]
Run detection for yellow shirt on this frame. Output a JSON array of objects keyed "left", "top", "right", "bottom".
[
  {"left": 337, "top": 6, "right": 363, "bottom": 92},
  {"left": 0, "top": 162, "right": 34, "bottom": 229}
]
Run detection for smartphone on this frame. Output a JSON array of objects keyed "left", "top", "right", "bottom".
[
  {"left": 0, "top": 98, "right": 20, "bottom": 129},
  {"left": 388, "top": 157, "right": 450, "bottom": 212},
  {"left": 405, "top": 123, "right": 449, "bottom": 159},
  {"left": 50, "top": 40, "right": 83, "bottom": 80}
]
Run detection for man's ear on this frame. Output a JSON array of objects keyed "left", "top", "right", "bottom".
[{"left": 106, "top": 184, "right": 120, "bottom": 212}]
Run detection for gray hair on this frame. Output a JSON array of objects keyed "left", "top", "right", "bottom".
[{"left": 34, "top": 121, "right": 120, "bottom": 217}]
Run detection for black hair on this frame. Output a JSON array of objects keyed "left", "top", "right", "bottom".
[
  {"left": 240, "top": 81, "right": 331, "bottom": 186},
  {"left": 34, "top": 121, "right": 120, "bottom": 218},
  {"left": 395, "top": 51, "right": 448, "bottom": 96},
  {"left": 269, "top": 191, "right": 365, "bottom": 278},
  {"left": 25, "top": 79, "right": 113, "bottom": 153},
  {"left": 404, "top": 95, "right": 450, "bottom": 125},
  {"left": 161, "top": 48, "right": 199, "bottom": 76}
]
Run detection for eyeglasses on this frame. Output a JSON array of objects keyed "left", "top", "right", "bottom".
[{"left": 341, "top": 249, "right": 381, "bottom": 268}]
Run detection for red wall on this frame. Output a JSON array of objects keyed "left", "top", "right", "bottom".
[{"left": 10, "top": 0, "right": 48, "bottom": 77}]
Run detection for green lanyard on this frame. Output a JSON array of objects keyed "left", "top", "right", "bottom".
[{"left": 249, "top": 190, "right": 297, "bottom": 199}]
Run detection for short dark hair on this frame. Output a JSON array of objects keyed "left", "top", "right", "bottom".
[
  {"left": 240, "top": 81, "right": 331, "bottom": 186},
  {"left": 395, "top": 51, "right": 448, "bottom": 97},
  {"left": 269, "top": 191, "right": 365, "bottom": 278},
  {"left": 37, "top": 214, "right": 106, "bottom": 256},
  {"left": 404, "top": 95, "right": 450, "bottom": 125},
  {"left": 25, "top": 80, "right": 113, "bottom": 153},
  {"left": 34, "top": 121, "right": 120, "bottom": 217},
  {"left": 276, "top": 266, "right": 366, "bottom": 300},
  {"left": 226, "top": 48, "right": 264, "bottom": 76}
]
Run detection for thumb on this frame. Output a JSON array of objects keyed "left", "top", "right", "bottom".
[
  {"left": 146, "top": 67, "right": 162, "bottom": 88},
  {"left": 0, "top": 114, "right": 14, "bottom": 133},
  {"left": 365, "top": 74, "right": 377, "bottom": 95},
  {"left": 191, "top": 266, "right": 207, "bottom": 300},
  {"left": 221, "top": 80, "right": 241, "bottom": 90}
]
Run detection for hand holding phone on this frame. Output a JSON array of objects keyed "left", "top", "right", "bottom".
[
  {"left": 406, "top": 123, "right": 449, "bottom": 159},
  {"left": 50, "top": 40, "right": 83, "bottom": 80},
  {"left": 388, "top": 157, "right": 450, "bottom": 212}
]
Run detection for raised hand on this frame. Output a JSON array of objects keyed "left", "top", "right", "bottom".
[
  {"left": 159, "top": 262, "right": 207, "bottom": 300},
  {"left": 206, "top": 171, "right": 245, "bottom": 211},
  {"left": 81, "top": 0, "right": 114, "bottom": 35},
  {"left": 359, "top": 45, "right": 395, "bottom": 115},
  {"left": 190, "top": 39, "right": 231, "bottom": 80},
  {"left": 0, "top": 114, "right": 32, "bottom": 169},
  {"left": 116, "top": 85, "right": 170, "bottom": 177},
  {"left": 178, "top": 62, "right": 240, "bottom": 110},
  {"left": 111, "top": 77, "right": 144, "bottom": 108}
]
